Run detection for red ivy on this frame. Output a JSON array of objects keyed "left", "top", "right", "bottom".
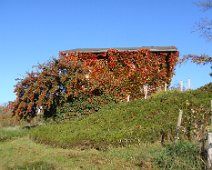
[{"left": 12, "top": 48, "right": 179, "bottom": 120}]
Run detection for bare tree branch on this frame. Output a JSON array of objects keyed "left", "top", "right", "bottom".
[
  {"left": 196, "top": 0, "right": 212, "bottom": 11},
  {"left": 179, "top": 54, "right": 212, "bottom": 65},
  {"left": 195, "top": 18, "right": 212, "bottom": 41},
  {"left": 179, "top": 54, "right": 212, "bottom": 76}
]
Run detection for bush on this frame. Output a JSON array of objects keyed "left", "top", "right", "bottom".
[{"left": 55, "top": 93, "right": 116, "bottom": 121}]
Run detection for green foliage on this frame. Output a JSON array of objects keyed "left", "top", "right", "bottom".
[
  {"left": 30, "top": 86, "right": 212, "bottom": 149},
  {"left": 154, "top": 141, "right": 203, "bottom": 169},
  {"left": 197, "top": 82, "right": 212, "bottom": 92},
  {"left": 56, "top": 93, "right": 116, "bottom": 121}
]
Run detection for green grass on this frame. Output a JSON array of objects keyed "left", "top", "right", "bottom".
[
  {"left": 1, "top": 84, "right": 211, "bottom": 169},
  {"left": 0, "top": 127, "right": 28, "bottom": 142},
  {"left": 154, "top": 141, "right": 203, "bottom": 170},
  {"left": 0, "top": 135, "right": 160, "bottom": 170},
  {"left": 30, "top": 85, "right": 212, "bottom": 149},
  {"left": 0, "top": 132, "right": 203, "bottom": 170},
  {"left": 6, "top": 161, "right": 55, "bottom": 170}
]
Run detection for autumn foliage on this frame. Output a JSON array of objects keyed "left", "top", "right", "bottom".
[{"left": 12, "top": 48, "right": 179, "bottom": 120}]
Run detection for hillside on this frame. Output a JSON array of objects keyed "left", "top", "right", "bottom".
[
  {"left": 31, "top": 83, "right": 212, "bottom": 149},
  {"left": 1, "top": 83, "right": 211, "bottom": 169}
]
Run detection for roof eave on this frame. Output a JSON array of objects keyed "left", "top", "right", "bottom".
[{"left": 61, "top": 46, "right": 178, "bottom": 54}]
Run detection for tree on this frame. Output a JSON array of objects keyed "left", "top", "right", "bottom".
[
  {"left": 181, "top": 0, "right": 212, "bottom": 74},
  {"left": 195, "top": 0, "right": 212, "bottom": 41}
]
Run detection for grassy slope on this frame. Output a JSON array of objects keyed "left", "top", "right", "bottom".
[
  {"left": 31, "top": 84, "right": 212, "bottom": 148},
  {"left": 0, "top": 128, "right": 203, "bottom": 170},
  {"left": 0, "top": 130, "right": 160, "bottom": 170},
  {"left": 1, "top": 84, "right": 210, "bottom": 169}
]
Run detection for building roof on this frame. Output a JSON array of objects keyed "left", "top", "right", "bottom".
[{"left": 62, "top": 46, "right": 177, "bottom": 53}]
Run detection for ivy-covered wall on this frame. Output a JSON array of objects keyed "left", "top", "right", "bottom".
[
  {"left": 60, "top": 48, "right": 179, "bottom": 99},
  {"left": 12, "top": 47, "right": 179, "bottom": 120}
]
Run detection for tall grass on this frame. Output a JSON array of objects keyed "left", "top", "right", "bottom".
[
  {"left": 0, "top": 128, "right": 28, "bottom": 142},
  {"left": 154, "top": 141, "right": 203, "bottom": 169}
]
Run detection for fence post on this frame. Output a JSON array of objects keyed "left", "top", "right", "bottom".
[
  {"left": 143, "top": 84, "right": 148, "bottom": 99},
  {"left": 187, "top": 79, "right": 191, "bottom": 90},
  {"left": 211, "top": 100, "right": 212, "bottom": 126},
  {"left": 164, "top": 83, "right": 167, "bottom": 92},
  {"left": 180, "top": 80, "right": 183, "bottom": 92},
  {"left": 208, "top": 133, "right": 212, "bottom": 169},
  {"left": 207, "top": 100, "right": 212, "bottom": 169},
  {"left": 175, "top": 109, "right": 183, "bottom": 144},
  {"left": 126, "top": 95, "right": 130, "bottom": 102}
]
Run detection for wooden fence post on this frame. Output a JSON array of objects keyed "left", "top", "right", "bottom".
[
  {"left": 180, "top": 80, "right": 183, "bottom": 92},
  {"left": 126, "top": 95, "right": 130, "bottom": 102},
  {"left": 211, "top": 100, "right": 212, "bottom": 126},
  {"left": 143, "top": 84, "right": 148, "bottom": 99},
  {"left": 208, "top": 133, "right": 212, "bottom": 169},
  {"left": 187, "top": 79, "right": 191, "bottom": 90},
  {"left": 207, "top": 100, "right": 212, "bottom": 169},
  {"left": 175, "top": 109, "right": 183, "bottom": 144},
  {"left": 164, "top": 83, "right": 167, "bottom": 92}
]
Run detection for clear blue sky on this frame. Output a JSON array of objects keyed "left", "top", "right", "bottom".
[{"left": 0, "top": 0, "right": 211, "bottom": 104}]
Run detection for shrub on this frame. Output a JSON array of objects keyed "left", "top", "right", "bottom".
[{"left": 56, "top": 93, "right": 116, "bottom": 121}]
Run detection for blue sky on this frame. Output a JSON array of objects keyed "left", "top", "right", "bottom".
[{"left": 0, "top": 0, "right": 211, "bottom": 104}]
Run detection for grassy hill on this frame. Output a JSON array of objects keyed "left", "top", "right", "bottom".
[
  {"left": 30, "top": 83, "right": 212, "bottom": 149},
  {"left": 1, "top": 83, "right": 211, "bottom": 169}
]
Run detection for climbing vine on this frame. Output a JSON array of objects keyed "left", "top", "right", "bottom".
[{"left": 12, "top": 48, "right": 179, "bottom": 120}]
